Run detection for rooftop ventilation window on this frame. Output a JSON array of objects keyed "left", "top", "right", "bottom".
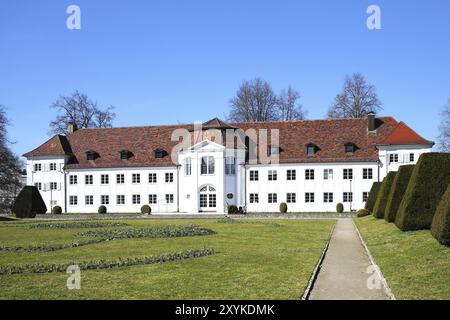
[
  {"left": 344, "top": 142, "right": 357, "bottom": 154},
  {"left": 154, "top": 148, "right": 167, "bottom": 159},
  {"left": 306, "top": 143, "right": 318, "bottom": 156},
  {"left": 120, "top": 150, "right": 132, "bottom": 160},
  {"left": 86, "top": 150, "right": 98, "bottom": 161},
  {"left": 269, "top": 145, "right": 280, "bottom": 156}
]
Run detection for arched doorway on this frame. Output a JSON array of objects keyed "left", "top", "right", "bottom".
[{"left": 199, "top": 185, "right": 217, "bottom": 212}]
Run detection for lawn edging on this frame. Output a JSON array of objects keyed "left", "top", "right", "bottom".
[
  {"left": 352, "top": 218, "right": 396, "bottom": 300},
  {"left": 300, "top": 220, "right": 336, "bottom": 300}
]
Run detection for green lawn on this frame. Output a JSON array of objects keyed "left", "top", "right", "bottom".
[
  {"left": 0, "top": 218, "right": 333, "bottom": 299},
  {"left": 355, "top": 216, "right": 450, "bottom": 300}
]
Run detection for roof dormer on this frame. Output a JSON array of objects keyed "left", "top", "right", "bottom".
[
  {"left": 85, "top": 150, "right": 98, "bottom": 161},
  {"left": 120, "top": 149, "right": 132, "bottom": 160},
  {"left": 154, "top": 148, "right": 167, "bottom": 159},
  {"left": 344, "top": 142, "right": 357, "bottom": 154},
  {"left": 306, "top": 143, "right": 319, "bottom": 156}
]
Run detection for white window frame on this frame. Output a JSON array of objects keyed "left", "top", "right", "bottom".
[
  {"left": 225, "top": 157, "right": 236, "bottom": 175},
  {"left": 323, "top": 169, "right": 333, "bottom": 180},
  {"left": 268, "top": 170, "right": 277, "bottom": 181},
  {"left": 201, "top": 156, "right": 215, "bottom": 175}
]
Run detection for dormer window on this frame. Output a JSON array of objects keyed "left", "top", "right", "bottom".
[
  {"left": 345, "top": 142, "right": 356, "bottom": 154},
  {"left": 120, "top": 150, "right": 131, "bottom": 160},
  {"left": 269, "top": 145, "right": 279, "bottom": 156},
  {"left": 306, "top": 143, "right": 318, "bottom": 156},
  {"left": 154, "top": 148, "right": 167, "bottom": 159},
  {"left": 86, "top": 150, "right": 97, "bottom": 161}
]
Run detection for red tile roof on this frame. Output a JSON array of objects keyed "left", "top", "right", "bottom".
[
  {"left": 379, "top": 121, "right": 434, "bottom": 145},
  {"left": 23, "top": 117, "right": 432, "bottom": 169}
]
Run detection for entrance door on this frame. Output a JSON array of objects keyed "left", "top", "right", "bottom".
[{"left": 199, "top": 185, "right": 217, "bottom": 212}]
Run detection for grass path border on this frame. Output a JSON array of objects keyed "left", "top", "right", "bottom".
[
  {"left": 352, "top": 219, "right": 396, "bottom": 300},
  {"left": 300, "top": 220, "right": 336, "bottom": 300}
]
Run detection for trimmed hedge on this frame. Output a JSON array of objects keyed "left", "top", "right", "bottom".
[
  {"left": 98, "top": 205, "right": 107, "bottom": 214},
  {"left": 13, "top": 186, "right": 47, "bottom": 218},
  {"left": 373, "top": 172, "right": 397, "bottom": 219},
  {"left": 395, "top": 153, "right": 450, "bottom": 231},
  {"left": 227, "top": 205, "right": 239, "bottom": 214},
  {"left": 336, "top": 203, "right": 344, "bottom": 213},
  {"left": 279, "top": 202, "right": 287, "bottom": 213},
  {"left": 357, "top": 209, "right": 370, "bottom": 218},
  {"left": 365, "top": 182, "right": 382, "bottom": 213},
  {"left": 430, "top": 184, "right": 450, "bottom": 246},
  {"left": 141, "top": 205, "right": 151, "bottom": 214},
  {"left": 384, "top": 165, "right": 415, "bottom": 223},
  {"left": 52, "top": 206, "right": 62, "bottom": 215}
]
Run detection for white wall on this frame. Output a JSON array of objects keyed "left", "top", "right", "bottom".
[{"left": 378, "top": 145, "right": 432, "bottom": 179}]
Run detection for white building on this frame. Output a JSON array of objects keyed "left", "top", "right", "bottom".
[{"left": 23, "top": 115, "right": 434, "bottom": 214}]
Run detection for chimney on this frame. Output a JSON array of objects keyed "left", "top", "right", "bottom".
[
  {"left": 67, "top": 121, "right": 78, "bottom": 134},
  {"left": 367, "top": 112, "right": 376, "bottom": 131}
]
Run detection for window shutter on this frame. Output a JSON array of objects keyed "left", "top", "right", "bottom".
[{"left": 58, "top": 183, "right": 61, "bottom": 191}]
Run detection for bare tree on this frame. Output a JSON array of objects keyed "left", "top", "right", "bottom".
[
  {"left": 327, "top": 73, "right": 382, "bottom": 118},
  {"left": 228, "top": 78, "right": 279, "bottom": 122},
  {"left": 49, "top": 91, "right": 116, "bottom": 135},
  {"left": 437, "top": 98, "right": 450, "bottom": 152},
  {"left": 278, "top": 86, "right": 307, "bottom": 120}
]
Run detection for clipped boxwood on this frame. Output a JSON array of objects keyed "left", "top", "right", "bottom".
[
  {"left": 430, "top": 184, "right": 450, "bottom": 246},
  {"left": 98, "top": 205, "right": 107, "bottom": 214},
  {"left": 52, "top": 206, "right": 62, "bottom": 215},
  {"left": 365, "top": 182, "right": 382, "bottom": 213},
  {"left": 227, "top": 205, "right": 239, "bottom": 214},
  {"left": 13, "top": 186, "right": 47, "bottom": 218},
  {"left": 141, "top": 205, "right": 151, "bottom": 214},
  {"left": 373, "top": 172, "right": 397, "bottom": 219},
  {"left": 279, "top": 202, "right": 287, "bottom": 213},
  {"left": 384, "top": 165, "right": 415, "bottom": 222},
  {"left": 357, "top": 209, "right": 370, "bottom": 217},
  {"left": 336, "top": 203, "right": 344, "bottom": 213},
  {"left": 395, "top": 153, "right": 450, "bottom": 231}
]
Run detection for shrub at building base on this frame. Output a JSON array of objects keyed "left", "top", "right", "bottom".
[
  {"left": 373, "top": 172, "right": 397, "bottom": 219},
  {"left": 430, "top": 184, "right": 450, "bottom": 246},
  {"left": 13, "top": 186, "right": 47, "bottom": 218},
  {"left": 279, "top": 202, "right": 287, "bottom": 213},
  {"left": 365, "top": 182, "right": 382, "bottom": 213},
  {"left": 357, "top": 209, "right": 370, "bottom": 217},
  {"left": 395, "top": 153, "right": 450, "bottom": 231},
  {"left": 227, "top": 205, "right": 239, "bottom": 214},
  {"left": 141, "top": 205, "right": 151, "bottom": 215},
  {"left": 336, "top": 203, "right": 344, "bottom": 213},
  {"left": 384, "top": 165, "right": 415, "bottom": 223},
  {"left": 52, "top": 206, "right": 62, "bottom": 215},
  {"left": 98, "top": 205, "right": 107, "bottom": 214}
]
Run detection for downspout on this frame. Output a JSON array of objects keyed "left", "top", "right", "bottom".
[
  {"left": 176, "top": 164, "right": 180, "bottom": 212},
  {"left": 63, "top": 169, "right": 67, "bottom": 213}
]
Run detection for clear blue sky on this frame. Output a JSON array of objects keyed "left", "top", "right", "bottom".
[{"left": 1, "top": 0, "right": 449, "bottom": 158}]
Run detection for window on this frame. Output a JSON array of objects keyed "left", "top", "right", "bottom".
[
  {"left": 50, "top": 182, "right": 58, "bottom": 190},
  {"left": 154, "top": 149, "right": 166, "bottom": 158},
  {"left": 69, "top": 196, "right": 78, "bottom": 206},
  {"left": 268, "top": 193, "right": 277, "bottom": 203},
  {"left": 86, "top": 151, "right": 96, "bottom": 161},
  {"left": 101, "top": 195, "right": 109, "bottom": 205},
  {"left": 363, "top": 192, "right": 369, "bottom": 202},
  {"left": 324, "top": 169, "right": 333, "bottom": 180},
  {"left": 227, "top": 193, "right": 233, "bottom": 199},
  {"left": 249, "top": 193, "right": 259, "bottom": 203},
  {"left": 85, "top": 175, "right": 93, "bottom": 185},
  {"left": 305, "top": 169, "right": 315, "bottom": 180},
  {"left": 409, "top": 153, "right": 415, "bottom": 162},
  {"left": 101, "top": 174, "right": 109, "bottom": 185},
  {"left": 132, "top": 194, "right": 141, "bottom": 205},
  {"left": 116, "top": 195, "right": 125, "bottom": 205},
  {"left": 185, "top": 158, "right": 192, "bottom": 175},
  {"left": 287, "top": 170, "right": 296, "bottom": 181},
  {"left": 249, "top": 170, "right": 259, "bottom": 181},
  {"left": 116, "top": 174, "right": 125, "bottom": 184},
  {"left": 269, "top": 145, "right": 279, "bottom": 155},
  {"left": 201, "top": 156, "right": 215, "bottom": 175},
  {"left": 120, "top": 150, "right": 130, "bottom": 160},
  {"left": 148, "top": 194, "right": 157, "bottom": 204},
  {"left": 305, "top": 192, "right": 315, "bottom": 203},
  {"left": 343, "top": 169, "right": 353, "bottom": 180},
  {"left": 50, "top": 163, "right": 57, "bottom": 171},
  {"left": 389, "top": 153, "right": 399, "bottom": 163},
  {"left": 363, "top": 168, "right": 373, "bottom": 180},
  {"left": 69, "top": 175, "right": 77, "bottom": 185},
  {"left": 343, "top": 192, "right": 353, "bottom": 203},
  {"left": 324, "top": 192, "right": 333, "bottom": 203},
  {"left": 287, "top": 193, "right": 296, "bottom": 203},
  {"left": 148, "top": 173, "right": 157, "bottom": 183},
  {"left": 132, "top": 173, "right": 140, "bottom": 184},
  {"left": 34, "top": 182, "right": 42, "bottom": 190},
  {"left": 166, "top": 194, "right": 174, "bottom": 204},
  {"left": 345, "top": 144, "right": 355, "bottom": 153},
  {"left": 268, "top": 170, "right": 277, "bottom": 181},
  {"left": 34, "top": 163, "right": 42, "bottom": 172},
  {"left": 165, "top": 172, "right": 174, "bottom": 183},
  {"left": 307, "top": 145, "right": 316, "bottom": 156},
  {"left": 85, "top": 195, "right": 93, "bottom": 205},
  {"left": 208, "top": 194, "right": 216, "bottom": 207},
  {"left": 225, "top": 157, "right": 236, "bottom": 175}
]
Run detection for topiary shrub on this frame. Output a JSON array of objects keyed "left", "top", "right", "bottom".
[
  {"left": 336, "top": 203, "right": 344, "bottom": 213},
  {"left": 430, "top": 184, "right": 450, "bottom": 246},
  {"left": 279, "top": 202, "right": 287, "bottom": 213},
  {"left": 395, "top": 153, "right": 450, "bottom": 231},
  {"left": 238, "top": 206, "right": 244, "bottom": 214},
  {"left": 365, "top": 182, "right": 382, "bottom": 213},
  {"left": 98, "top": 205, "right": 107, "bottom": 214},
  {"left": 13, "top": 186, "right": 47, "bottom": 218},
  {"left": 227, "top": 205, "right": 239, "bottom": 214},
  {"left": 357, "top": 209, "right": 370, "bottom": 217},
  {"left": 52, "top": 206, "right": 62, "bottom": 215},
  {"left": 141, "top": 205, "right": 151, "bottom": 215},
  {"left": 384, "top": 165, "right": 415, "bottom": 223},
  {"left": 373, "top": 171, "right": 397, "bottom": 219}
]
